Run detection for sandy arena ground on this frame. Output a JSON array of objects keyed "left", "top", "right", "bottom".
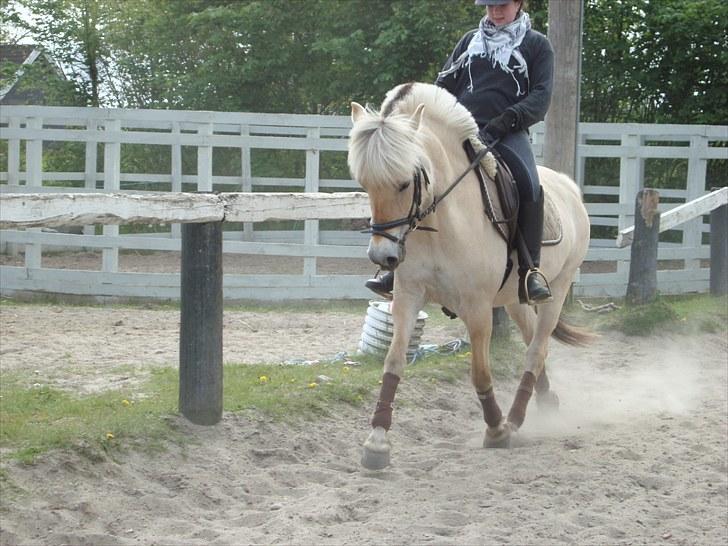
[{"left": 0, "top": 302, "right": 726, "bottom": 545}]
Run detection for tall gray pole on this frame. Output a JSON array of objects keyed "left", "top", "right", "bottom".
[
  {"left": 544, "top": 0, "right": 584, "bottom": 181},
  {"left": 180, "top": 221, "right": 223, "bottom": 425}
]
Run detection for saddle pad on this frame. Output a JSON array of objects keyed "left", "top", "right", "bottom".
[{"left": 542, "top": 190, "right": 563, "bottom": 246}]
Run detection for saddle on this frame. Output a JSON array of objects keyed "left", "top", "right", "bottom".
[{"left": 462, "top": 139, "right": 562, "bottom": 248}]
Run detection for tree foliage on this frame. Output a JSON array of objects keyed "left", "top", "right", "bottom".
[
  {"left": 2, "top": 0, "right": 726, "bottom": 125},
  {"left": 581, "top": 0, "right": 727, "bottom": 124}
]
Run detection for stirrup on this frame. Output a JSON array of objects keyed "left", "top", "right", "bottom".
[{"left": 519, "top": 268, "right": 553, "bottom": 305}]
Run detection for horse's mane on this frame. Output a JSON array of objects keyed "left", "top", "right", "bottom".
[
  {"left": 348, "top": 83, "right": 479, "bottom": 189},
  {"left": 381, "top": 82, "right": 478, "bottom": 141}
]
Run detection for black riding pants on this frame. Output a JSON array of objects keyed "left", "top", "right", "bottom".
[{"left": 490, "top": 130, "right": 541, "bottom": 204}]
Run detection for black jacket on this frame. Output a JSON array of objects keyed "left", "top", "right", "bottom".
[{"left": 435, "top": 27, "right": 554, "bottom": 131}]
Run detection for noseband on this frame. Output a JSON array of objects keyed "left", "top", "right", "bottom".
[
  {"left": 363, "top": 144, "right": 493, "bottom": 252},
  {"left": 364, "top": 168, "right": 436, "bottom": 251}
]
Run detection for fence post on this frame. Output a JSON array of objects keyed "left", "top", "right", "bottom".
[
  {"left": 179, "top": 220, "right": 223, "bottom": 425},
  {"left": 303, "top": 127, "right": 321, "bottom": 277},
  {"left": 626, "top": 189, "right": 660, "bottom": 304},
  {"left": 240, "top": 124, "right": 254, "bottom": 241},
  {"left": 710, "top": 203, "right": 727, "bottom": 296},
  {"left": 24, "top": 117, "right": 43, "bottom": 269},
  {"left": 170, "top": 121, "right": 183, "bottom": 240},
  {"left": 102, "top": 119, "right": 120, "bottom": 272},
  {"left": 618, "top": 133, "right": 645, "bottom": 280},
  {"left": 83, "top": 119, "right": 98, "bottom": 237},
  {"left": 197, "top": 123, "right": 213, "bottom": 192}
]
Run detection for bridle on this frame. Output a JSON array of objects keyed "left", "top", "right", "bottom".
[{"left": 363, "top": 143, "right": 494, "bottom": 252}]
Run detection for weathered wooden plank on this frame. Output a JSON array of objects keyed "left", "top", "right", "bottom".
[
  {"left": 617, "top": 187, "right": 728, "bottom": 247},
  {"left": 222, "top": 192, "right": 371, "bottom": 222},
  {"left": 0, "top": 192, "right": 371, "bottom": 227},
  {"left": 0, "top": 193, "right": 224, "bottom": 228}
]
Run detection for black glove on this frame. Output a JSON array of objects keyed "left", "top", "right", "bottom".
[{"left": 485, "top": 109, "right": 518, "bottom": 138}]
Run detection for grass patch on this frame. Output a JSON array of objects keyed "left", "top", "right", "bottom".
[
  {"left": 565, "top": 294, "right": 727, "bottom": 336},
  {"left": 0, "top": 369, "right": 180, "bottom": 465},
  {"left": 0, "top": 334, "right": 523, "bottom": 464}
]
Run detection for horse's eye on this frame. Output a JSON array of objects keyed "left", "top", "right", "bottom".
[{"left": 398, "top": 182, "right": 410, "bottom": 192}]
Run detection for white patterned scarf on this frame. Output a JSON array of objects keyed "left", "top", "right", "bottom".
[{"left": 439, "top": 12, "right": 531, "bottom": 95}]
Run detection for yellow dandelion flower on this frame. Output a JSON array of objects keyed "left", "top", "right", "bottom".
[
  {"left": 122, "top": 399, "right": 131, "bottom": 406},
  {"left": 307, "top": 382, "right": 318, "bottom": 389},
  {"left": 106, "top": 432, "right": 115, "bottom": 440},
  {"left": 258, "top": 375, "right": 269, "bottom": 384},
  {"left": 342, "top": 366, "right": 350, "bottom": 373}
]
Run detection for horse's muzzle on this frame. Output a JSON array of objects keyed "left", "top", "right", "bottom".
[{"left": 367, "top": 238, "right": 404, "bottom": 270}]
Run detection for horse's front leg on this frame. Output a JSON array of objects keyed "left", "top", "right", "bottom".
[
  {"left": 361, "top": 292, "right": 422, "bottom": 470},
  {"left": 463, "top": 307, "right": 511, "bottom": 448}
]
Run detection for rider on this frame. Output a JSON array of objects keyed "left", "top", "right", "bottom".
[{"left": 366, "top": 0, "right": 553, "bottom": 304}]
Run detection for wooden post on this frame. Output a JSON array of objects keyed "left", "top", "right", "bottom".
[
  {"left": 626, "top": 189, "right": 660, "bottom": 305},
  {"left": 544, "top": 0, "right": 583, "bottom": 181},
  {"left": 492, "top": 307, "right": 510, "bottom": 339},
  {"left": 710, "top": 203, "right": 727, "bottom": 296},
  {"left": 179, "top": 220, "right": 223, "bottom": 425}
]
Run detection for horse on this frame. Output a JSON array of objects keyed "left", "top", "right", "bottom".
[{"left": 347, "top": 82, "right": 593, "bottom": 470}]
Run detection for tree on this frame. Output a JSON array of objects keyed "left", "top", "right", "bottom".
[
  {"left": 581, "top": 0, "right": 728, "bottom": 124},
  {"left": 9, "top": 0, "right": 115, "bottom": 106}
]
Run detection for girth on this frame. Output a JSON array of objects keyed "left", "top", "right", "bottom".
[{"left": 463, "top": 140, "right": 519, "bottom": 291}]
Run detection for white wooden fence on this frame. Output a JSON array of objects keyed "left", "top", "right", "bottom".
[{"left": 1, "top": 105, "right": 726, "bottom": 299}]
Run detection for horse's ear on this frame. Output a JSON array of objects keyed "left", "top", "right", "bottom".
[
  {"left": 411, "top": 103, "right": 426, "bottom": 130},
  {"left": 351, "top": 102, "right": 366, "bottom": 123}
]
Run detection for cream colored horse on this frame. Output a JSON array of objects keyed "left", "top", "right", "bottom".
[{"left": 348, "top": 82, "right": 592, "bottom": 470}]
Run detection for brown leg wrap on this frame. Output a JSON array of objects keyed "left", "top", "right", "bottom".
[
  {"left": 477, "top": 388, "right": 503, "bottom": 429},
  {"left": 535, "top": 369, "right": 550, "bottom": 394},
  {"left": 507, "top": 372, "right": 536, "bottom": 429},
  {"left": 371, "top": 372, "right": 400, "bottom": 431}
]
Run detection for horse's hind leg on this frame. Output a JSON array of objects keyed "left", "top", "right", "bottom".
[
  {"left": 505, "top": 303, "right": 558, "bottom": 412},
  {"left": 463, "top": 307, "right": 510, "bottom": 448},
  {"left": 506, "top": 273, "right": 573, "bottom": 430}
]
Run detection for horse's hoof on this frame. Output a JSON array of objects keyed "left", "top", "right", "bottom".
[
  {"left": 361, "top": 446, "right": 390, "bottom": 470},
  {"left": 536, "top": 390, "right": 560, "bottom": 413},
  {"left": 484, "top": 422, "right": 512, "bottom": 449},
  {"left": 361, "top": 426, "right": 391, "bottom": 470}
]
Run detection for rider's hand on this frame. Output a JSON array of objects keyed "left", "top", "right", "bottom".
[{"left": 485, "top": 109, "right": 518, "bottom": 138}]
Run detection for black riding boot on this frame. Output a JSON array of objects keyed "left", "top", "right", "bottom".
[
  {"left": 365, "top": 271, "right": 394, "bottom": 299},
  {"left": 517, "top": 189, "right": 553, "bottom": 305}
]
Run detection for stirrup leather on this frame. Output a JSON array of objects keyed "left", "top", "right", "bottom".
[{"left": 519, "top": 267, "right": 553, "bottom": 305}]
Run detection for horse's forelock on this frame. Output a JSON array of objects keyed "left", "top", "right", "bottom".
[
  {"left": 348, "top": 112, "right": 422, "bottom": 189},
  {"left": 348, "top": 83, "right": 478, "bottom": 189}
]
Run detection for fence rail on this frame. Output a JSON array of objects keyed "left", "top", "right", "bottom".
[{"left": 1, "top": 105, "right": 726, "bottom": 299}]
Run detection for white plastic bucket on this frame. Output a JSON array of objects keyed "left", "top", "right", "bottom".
[{"left": 358, "top": 301, "right": 427, "bottom": 359}]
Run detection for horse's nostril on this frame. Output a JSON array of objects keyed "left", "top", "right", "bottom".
[{"left": 386, "top": 256, "right": 399, "bottom": 268}]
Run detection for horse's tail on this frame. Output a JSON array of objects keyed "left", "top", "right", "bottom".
[{"left": 551, "top": 318, "right": 598, "bottom": 347}]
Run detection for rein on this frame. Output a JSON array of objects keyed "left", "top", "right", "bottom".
[{"left": 364, "top": 142, "right": 495, "bottom": 250}]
